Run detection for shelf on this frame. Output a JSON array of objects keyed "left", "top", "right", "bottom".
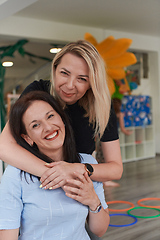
[
  {"left": 135, "top": 128, "right": 144, "bottom": 143},
  {"left": 125, "top": 145, "right": 135, "bottom": 160},
  {"left": 145, "top": 126, "right": 153, "bottom": 141},
  {"left": 125, "top": 133, "right": 135, "bottom": 144},
  {"left": 145, "top": 142, "right": 155, "bottom": 157},
  {"left": 119, "top": 125, "right": 155, "bottom": 163},
  {"left": 136, "top": 144, "right": 144, "bottom": 158}
]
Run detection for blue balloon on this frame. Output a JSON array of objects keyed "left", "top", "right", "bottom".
[{"left": 129, "top": 82, "right": 138, "bottom": 90}]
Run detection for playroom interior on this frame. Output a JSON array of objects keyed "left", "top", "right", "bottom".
[{"left": 0, "top": 1, "right": 160, "bottom": 240}]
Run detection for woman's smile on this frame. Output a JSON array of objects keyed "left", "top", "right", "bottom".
[
  {"left": 44, "top": 130, "right": 59, "bottom": 140},
  {"left": 22, "top": 100, "right": 65, "bottom": 161},
  {"left": 61, "top": 89, "right": 75, "bottom": 98},
  {"left": 54, "top": 53, "right": 90, "bottom": 105}
]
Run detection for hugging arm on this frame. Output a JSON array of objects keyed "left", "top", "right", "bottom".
[
  {"left": 0, "top": 122, "right": 48, "bottom": 177},
  {"left": 0, "top": 124, "right": 122, "bottom": 189},
  {"left": 0, "top": 122, "right": 84, "bottom": 185},
  {"left": 40, "top": 139, "right": 123, "bottom": 189},
  {"left": 93, "top": 139, "right": 123, "bottom": 181}
]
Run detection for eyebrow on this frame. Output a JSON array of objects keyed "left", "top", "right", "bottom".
[
  {"left": 61, "top": 68, "right": 89, "bottom": 78},
  {"left": 79, "top": 74, "right": 89, "bottom": 78},
  {"left": 61, "top": 68, "right": 70, "bottom": 74},
  {"left": 29, "top": 120, "right": 37, "bottom": 126},
  {"left": 29, "top": 110, "right": 54, "bottom": 126}
]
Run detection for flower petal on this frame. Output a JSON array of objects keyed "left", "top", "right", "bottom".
[
  {"left": 96, "top": 36, "right": 115, "bottom": 54},
  {"left": 107, "top": 52, "right": 137, "bottom": 67},
  {"left": 84, "top": 33, "right": 98, "bottom": 47},
  {"left": 102, "top": 38, "right": 133, "bottom": 60}
]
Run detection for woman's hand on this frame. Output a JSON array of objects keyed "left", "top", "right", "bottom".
[
  {"left": 64, "top": 172, "right": 100, "bottom": 210},
  {"left": 64, "top": 171, "right": 110, "bottom": 237},
  {"left": 40, "top": 161, "right": 85, "bottom": 190}
]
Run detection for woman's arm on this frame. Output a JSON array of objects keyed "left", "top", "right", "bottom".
[
  {"left": 64, "top": 172, "right": 110, "bottom": 237},
  {"left": 40, "top": 139, "right": 123, "bottom": 189},
  {"left": 119, "top": 112, "right": 133, "bottom": 135},
  {"left": 0, "top": 229, "right": 19, "bottom": 240},
  {"left": 1, "top": 123, "right": 122, "bottom": 188},
  {"left": 92, "top": 139, "right": 123, "bottom": 182},
  {"left": 87, "top": 208, "right": 109, "bottom": 237},
  {"left": 0, "top": 122, "right": 48, "bottom": 176}
]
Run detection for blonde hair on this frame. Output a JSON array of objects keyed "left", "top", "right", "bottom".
[{"left": 51, "top": 40, "right": 111, "bottom": 138}]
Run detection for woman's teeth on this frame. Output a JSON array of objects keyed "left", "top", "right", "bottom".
[{"left": 45, "top": 131, "right": 58, "bottom": 140}]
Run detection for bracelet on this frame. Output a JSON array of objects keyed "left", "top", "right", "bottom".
[{"left": 89, "top": 203, "right": 102, "bottom": 213}]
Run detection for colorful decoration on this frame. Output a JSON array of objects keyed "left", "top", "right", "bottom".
[
  {"left": 84, "top": 33, "right": 137, "bottom": 96},
  {"left": 127, "top": 207, "right": 160, "bottom": 219},
  {"left": 121, "top": 95, "right": 152, "bottom": 127},
  {"left": 107, "top": 200, "right": 135, "bottom": 212},
  {"left": 109, "top": 214, "right": 138, "bottom": 227},
  {"left": 137, "top": 198, "right": 160, "bottom": 208},
  {"left": 111, "top": 79, "right": 129, "bottom": 100}
]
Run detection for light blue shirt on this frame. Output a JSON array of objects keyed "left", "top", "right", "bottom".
[{"left": 0, "top": 154, "right": 108, "bottom": 240}]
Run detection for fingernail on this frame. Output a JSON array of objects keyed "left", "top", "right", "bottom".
[
  {"left": 39, "top": 184, "right": 42, "bottom": 188},
  {"left": 49, "top": 187, "right": 52, "bottom": 190},
  {"left": 45, "top": 163, "right": 50, "bottom": 166}
]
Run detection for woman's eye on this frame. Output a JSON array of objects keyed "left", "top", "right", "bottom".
[
  {"left": 78, "top": 77, "right": 87, "bottom": 82},
  {"left": 48, "top": 114, "right": 54, "bottom": 119},
  {"left": 61, "top": 71, "right": 68, "bottom": 76},
  {"left": 32, "top": 123, "right": 39, "bottom": 128}
]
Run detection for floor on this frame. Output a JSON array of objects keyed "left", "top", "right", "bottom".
[{"left": 102, "top": 155, "right": 160, "bottom": 240}]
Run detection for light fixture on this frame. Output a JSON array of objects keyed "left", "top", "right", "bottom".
[
  {"left": 2, "top": 61, "right": 13, "bottom": 67},
  {"left": 50, "top": 48, "right": 62, "bottom": 54}
]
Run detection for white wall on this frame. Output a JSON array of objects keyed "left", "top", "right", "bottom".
[
  {"left": 0, "top": 17, "right": 160, "bottom": 153},
  {"left": 105, "top": 31, "right": 160, "bottom": 153}
]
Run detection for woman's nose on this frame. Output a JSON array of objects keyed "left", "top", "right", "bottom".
[
  {"left": 66, "top": 77, "right": 75, "bottom": 89},
  {"left": 43, "top": 121, "right": 52, "bottom": 131}
]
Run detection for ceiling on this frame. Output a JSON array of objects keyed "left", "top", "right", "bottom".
[
  {"left": 0, "top": 0, "right": 160, "bottom": 94},
  {"left": 14, "top": 0, "right": 160, "bottom": 37}
]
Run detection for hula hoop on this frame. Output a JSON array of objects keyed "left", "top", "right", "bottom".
[
  {"left": 107, "top": 200, "right": 135, "bottom": 212},
  {"left": 109, "top": 213, "right": 138, "bottom": 227},
  {"left": 137, "top": 197, "right": 160, "bottom": 208},
  {"left": 127, "top": 206, "right": 160, "bottom": 219}
]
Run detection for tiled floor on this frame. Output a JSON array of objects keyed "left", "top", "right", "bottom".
[{"left": 102, "top": 155, "right": 160, "bottom": 240}]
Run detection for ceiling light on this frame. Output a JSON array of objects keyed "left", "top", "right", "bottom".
[
  {"left": 2, "top": 61, "right": 13, "bottom": 67},
  {"left": 50, "top": 48, "right": 61, "bottom": 54}
]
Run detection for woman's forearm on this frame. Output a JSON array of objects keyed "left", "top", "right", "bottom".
[
  {"left": 0, "top": 229, "right": 19, "bottom": 240},
  {"left": 88, "top": 208, "right": 110, "bottom": 237},
  {"left": 91, "top": 139, "right": 123, "bottom": 182},
  {"left": 40, "top": 143, "right": 123, "bottom": 189},
  {"left": 90, "top": 161, "right": 123, "bottom": 182},
  {"left": 0, "top": 123, "right": 47, "bottom": 177}
]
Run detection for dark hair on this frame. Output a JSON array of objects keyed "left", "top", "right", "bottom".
[
  {"left": 112, "top": 98, "right": 122, "bottom": 115},
  {"left": 9, "top": 91, "right": 81, "bottom": 169}
]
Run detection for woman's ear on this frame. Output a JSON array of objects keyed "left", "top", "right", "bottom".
[{"left": 21, "top": 134, "right": 34, "bottom": 146}]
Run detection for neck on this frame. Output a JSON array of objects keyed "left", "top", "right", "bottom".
[{"left": 40, "top": 148, "right": 64, "bottom": 162}]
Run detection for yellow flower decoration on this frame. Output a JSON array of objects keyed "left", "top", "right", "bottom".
[{"left": 84, "top": 33, "right": 137, "bottom": 95}]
